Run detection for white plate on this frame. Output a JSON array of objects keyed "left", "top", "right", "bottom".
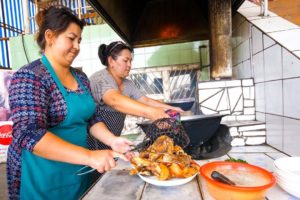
[{"left": 138, "top": 173, "right": 198, "bottom": 187}]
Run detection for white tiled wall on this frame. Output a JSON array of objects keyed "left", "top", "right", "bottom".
[
  {"left": 283, "top": 118, "right": 300, "bottom": 155},
  {"left": 265, "top": 81, "right": 283, "bottom": 115},
  {"left": 266, "top": 114, "right": 283, "bottom": 151},
  {"left": 283, "top": 78, "right": 300, "bottom": 119},
  {"left": 233, "top": 1, "right": 300, "bottom": 156}
]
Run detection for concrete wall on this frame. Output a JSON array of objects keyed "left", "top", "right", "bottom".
[{"left": 232, "top": 1, "right": 300, "bottom": 156}]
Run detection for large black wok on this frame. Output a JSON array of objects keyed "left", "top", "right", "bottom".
[{"left": 137, "top": 114, "right": 225, "bottom": 146}]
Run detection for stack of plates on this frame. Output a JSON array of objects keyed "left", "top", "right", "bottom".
[{"left": 273, "top": 157, "right": 300, "bottom": 198}]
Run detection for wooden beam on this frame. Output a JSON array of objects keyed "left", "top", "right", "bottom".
[{"left": 0, "top": 37, "right": 9, "bottom": 41}]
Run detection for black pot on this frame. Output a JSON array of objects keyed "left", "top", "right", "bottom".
[{"left": 137, "top": 114, "right": 225, "bottom": 146}]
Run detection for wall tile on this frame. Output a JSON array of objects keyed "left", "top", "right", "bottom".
[
  {"left": 232, "top": 13, "right": 245, "bottom": 32},
  {"left": 242, "top": 40, "right": 251, "bottom": 61},
  {"left": 232, "top": 47, "right": 239, "bottom": 66},
  {"left": 242, "top": 59, "right": 252, "bottom": 78},
  {"left": 235, "top": 59, "right": 252, "bottom": 79},
  {"left": 283, "top": 117, "right": 300, "bottom": 156},
  {"left": 256, "top": 112, "right": 266, "bottom": 122},
  {"left": 231, "top": 35, "right": 238, "bottom": 49},
  {"left": 265, "top": 80, "right": 283, "bottom": 115},
  {"left": 293, "top": 50, "right": 300, "bottom": 58},
  {"left": 282, "top": 48, "right": 300, "bottom": 79},
  {"left": 192, "top": 52, "right": 201, "bottom": 63},
  {"left": 236, "top": 115, "right": 255, "bottom": 120},
  {"left": 179, "top": 50, "right": 193, "bottom": 64},
  {"left": 264, "top": 45, "right": 282, "bottom": 81},
  {"left": 255, "top": 83, "right": 265, "bottom": 112},
  {"left": 251, "top": 16, "right": 298, "bottom": 33},
  {"left": 132, "top": 54, "right": 146, "bottom": 68},
  {"left": 269, "top": 29, "right": 300, "bottom": 51},
  {"left": 253, "top": 51, "right": 264, "bottom": 83},
  {"left": 232, "top": 64, "right": 240, "bottom": 79},
  {"left": 144, "top": 46, "right": 157, "bottom": 53},
  {"left": 134, "top": 47, "right": 145, "bottom": 54},
  {"left": 243, "top": 79, "right": 253, "bottom": 87},
  {"left": 226, "top": 80, "right": 241, "bottom": 87},
  {"left": 239, "top": 5, "right": 277, "bottom": 21},
  {"left": 144, "top": 53, "right": 153, "bottom": 67},
  {"left": 240, "top": 21, "right": 251, "bottom": 44},
  {"left": 167, "top": 51, "right": 180, "bottom": 65},
  {"left": 263, "top": 34, "right": 276, "bottom": 49},
  {"left": 283, "top": 78, "right": 300, "bottom": 119},
  {"left": 244, "top": 99, "right": 254, "bottom": 107},
  {"left": 243, "top": 87, "right": 250, "bottom": 99},
  {"left": 198, "top": 81, "right": 226, "bottom": 89},
  {"left": 250, "top": 86, "right": 255, "bottom": 100},
  {"left": 228, "top": 87, "right": 243, "bottom": 111},
  {"left": 245, "top": 137, "right": 265, "bottom": 145},
  {"left": 252, "top": 26, "right": 263, "bottom": 55},
  {"left": 244, "top": 107, "right": 255, "bottom": 115},
  {"left": 198, "top": 88, "right": 222, "bottom": 102},
  {"left": 156, "top": 54, "right": 169, "bottom": 66},
  {"left": 238, "top": 6, "right": 262, "bottom": 20},
  {"left": 266, "top": 114, "right": 283, "bottom": 151},
  {"left": 238, "top": 0, "right": 257, "bottom": 9}
]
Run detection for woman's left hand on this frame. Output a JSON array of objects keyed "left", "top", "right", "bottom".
[
  {"left": 168, "top": 106, "right": 184, "bottom": 113},
  {"left": 111, "top": 137, "right": 133, "bottom": 154}
]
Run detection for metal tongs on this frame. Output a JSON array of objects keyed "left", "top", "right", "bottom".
[{"left": 76, "top": 139, "right": 151, "bottom": 176}]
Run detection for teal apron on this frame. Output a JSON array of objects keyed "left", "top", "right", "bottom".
[{"left": 20, "top": 55, "right": 96, "bottom": 199}]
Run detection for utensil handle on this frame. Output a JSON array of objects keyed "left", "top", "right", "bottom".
[
  {"left": 211, "top": 171, "right": 236, "bottom": 185},
  {"left": 76, "top": 157, "right": 119, "bottom": 175}
]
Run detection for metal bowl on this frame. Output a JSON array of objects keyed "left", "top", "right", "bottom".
[{"left": 165, "top": 98, "right": 195, "bottom": 111}]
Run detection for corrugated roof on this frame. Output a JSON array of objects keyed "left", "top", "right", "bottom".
[{"left": 0, "top": 0, "right": 91, "bottom": 68}]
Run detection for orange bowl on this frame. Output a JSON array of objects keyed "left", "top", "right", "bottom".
[{"left": 200, "top": 161, "right": 276, "bottom": 200}]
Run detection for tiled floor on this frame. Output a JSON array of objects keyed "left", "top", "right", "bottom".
[{"left": 0, "top": 145, "right": 298, "bottom": 199}]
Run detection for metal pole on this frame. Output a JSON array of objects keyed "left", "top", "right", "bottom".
[
  {"left": 77, "top": 0, "right": 82, "bottom": 19},
  {"left": 22, "top": 0, "right": 30, "bottom": 34},
  {"left": 260, "top": 0, "right": 269, "bottom": 16},
  {"left": 264, "top": 0, "right": 268, "bottom": 16}
]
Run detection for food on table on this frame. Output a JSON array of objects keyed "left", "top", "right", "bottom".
[
  {"left": 130, "top": 135, "right": 199, "bottom": 180},
  {"left": 225, "top": 158, "right": 247, "bottom": 163}
]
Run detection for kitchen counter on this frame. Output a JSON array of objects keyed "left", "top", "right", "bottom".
[{"left": 82, "top": 145, "right": 298, "bottom": 200}]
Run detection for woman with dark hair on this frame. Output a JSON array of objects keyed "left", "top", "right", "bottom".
[
  {"left": 89, "top": 41, "right": 183, "bottom": 150},
  {"left": 7, "top": 7, "right": 132, "bottom": 199}
]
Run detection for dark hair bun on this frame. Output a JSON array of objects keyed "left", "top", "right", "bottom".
[
  {"left": 98, "top": 44, "right": 107, "bottom": 65},
  {"left": 35, "top": 9, "right": 47, "bottom": 30}
]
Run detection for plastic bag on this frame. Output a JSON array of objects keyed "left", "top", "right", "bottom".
[{"left": 184, "top": 124, "right": 232, "bottom": 160}]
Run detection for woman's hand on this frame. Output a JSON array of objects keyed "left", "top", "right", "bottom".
[
  {"left": 168, "top": 106, "right": 184, "bottom": 113},
  {"left": 87, "top": 150, "right": 128, "bottom": 173},
  {"left": 111, "top": 137, "right": 135, "bottom": 161},
  {"left": 111, "top": 137, "right": 133, "bottom": 153},
  {"left": 148, "top": 107, "right": 170, "bottom": 121}
]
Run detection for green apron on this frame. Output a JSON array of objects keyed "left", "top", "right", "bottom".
[{"left": 20, "top": 55, "right": 96, "bottom": 199}]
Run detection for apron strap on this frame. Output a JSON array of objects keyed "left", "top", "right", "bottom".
[
  {"left": 41, "top": 55, "right": 88, "bottom": 96},
  {"left": 41, "top": 55, "right": 68, "bottom": 96},
  {"left": 70, "top": 69, "right": 89, "bottom": 94}
]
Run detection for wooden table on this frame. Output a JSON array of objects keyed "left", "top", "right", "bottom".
[{"left": 82, "top": 145, "right": 298, "bottom": 200}]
